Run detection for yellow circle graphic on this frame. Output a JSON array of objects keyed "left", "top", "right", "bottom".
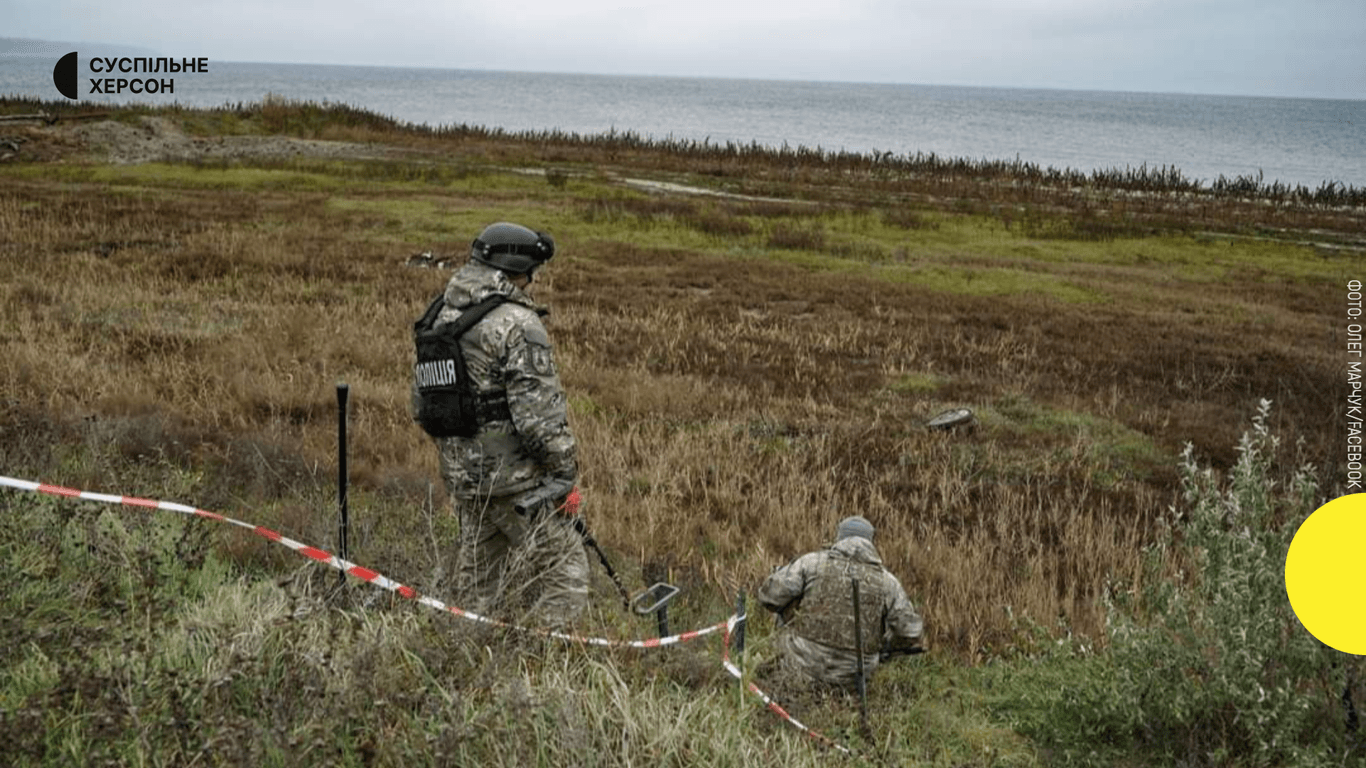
[{"left": 1285, "top": 494, "right": 1366, "bottom": 655}]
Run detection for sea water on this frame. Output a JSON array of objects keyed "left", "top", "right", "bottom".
[{"left": 2, "top": 50, "right": 1363, "bottom": 190}]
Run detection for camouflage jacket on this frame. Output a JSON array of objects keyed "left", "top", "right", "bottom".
[
  {"left": 758, "top": 537, "right": 923, "bottom": 687},
  {"left": 414, "top": 261, "right": 577, "bottom": 499}
]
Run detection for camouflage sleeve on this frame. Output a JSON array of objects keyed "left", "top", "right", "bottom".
[
  {"left": 503, "top": 314, "right": 577, "bottom": 480},
  {"left": 759, "top": 552, "right": 820, "bottom": 616},
  {"left": 881, "top": 571, "right": 924, "bottom": 650}
]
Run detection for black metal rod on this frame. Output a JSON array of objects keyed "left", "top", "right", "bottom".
[
  {"left": 733, "top": 590, "right": 747, "bottom": 659},
  {"left": 572, "top": 518, "right": 631, "bottom": 609},
  {"left": 337, "top": 383, "right": 349, "bottom": 586},
  {"left": 852, "top": 578, "right": 870, "bottom": 738},
  {"left": 656, "top": 604, "right": 669, "bottom": 639}
]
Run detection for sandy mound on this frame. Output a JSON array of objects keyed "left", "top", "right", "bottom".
[{"left": 63, "top": 115, "right": 399, "bottom": 165}]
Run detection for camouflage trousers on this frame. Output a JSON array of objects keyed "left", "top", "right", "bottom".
[
  {"left": 774, "top": 630, "right": 882, "bottom": 691},
  {"left": 452, "top": 493, "right": 589, "bottom": 630}
]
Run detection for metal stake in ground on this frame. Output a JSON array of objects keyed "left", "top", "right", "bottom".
[
  {"left": 337, "top": 383, "right": 350, "bottom": 587},
  {"left": 733, "top": 590, "right": 747, "bottom": 661},
  {"left": 852, "top": 577, "right": 871, "bottom": 740}
]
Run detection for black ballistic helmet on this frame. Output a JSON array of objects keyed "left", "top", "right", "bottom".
[{"left": 470, "top": 222, "right": 556, "bottom": 276}]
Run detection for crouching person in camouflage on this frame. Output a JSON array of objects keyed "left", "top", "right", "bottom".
[
  {"left": 758, "top": 516, "right": 923, "bottom": 690},
  {"left": 413, "top": 222, "right": 588, "bottom": 630}
]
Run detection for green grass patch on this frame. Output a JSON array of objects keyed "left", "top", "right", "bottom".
[
  {"left": 884, "top": 264, "right": 1103, "bottom": 302},
  {"left": 901, "top": 215, "right": 1343, "bottom": 285},
  {"left": 326, "top": 196, "right": 475, "bottom": 241},
  {"left": 977, "top": 394, "right": 1168, "bottom": 485},
  {"left": 327, "top": 196, "right": 581, "bottom": 247},
  {"left": 2, "top": 162, "right": 346, "bottom": 192},
  {"left": 889, "top": 372, "right": 950, "bottom": 394},
  {"left": 176, "top": 109, "right": 261, "bottom": 137},
  {"left": 1, "top": 157, "right": 541, "bottom": 197}
]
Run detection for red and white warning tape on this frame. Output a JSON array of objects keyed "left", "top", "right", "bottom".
[
  {"left": 0, "top": 475, "right": 726, "bottom": 648},
  {"left": 0, "top": 474, "right": 856, "bottom": 755},
  {"left": 720, "top": 614, "right": 857, "bottom": 757}
]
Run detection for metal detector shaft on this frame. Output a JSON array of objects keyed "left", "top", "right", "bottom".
[
  {"left": 572, "top": 517, "right": 631, "bottom": 609},
  {"left": 337, "top": 384, "right": 349, "bottom": 586}
]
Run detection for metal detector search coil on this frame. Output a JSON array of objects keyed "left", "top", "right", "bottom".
[{"left": 631, "top": 582, "right": 680, "bottom": 615}]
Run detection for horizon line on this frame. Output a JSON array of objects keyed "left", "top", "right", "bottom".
[{"left": 2, "top": 35, "right": 1363, "bottom": 103}]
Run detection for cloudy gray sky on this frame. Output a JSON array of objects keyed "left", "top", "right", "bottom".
[{"left": 6, "top": 0, "right": 1364, "bottom": 99}]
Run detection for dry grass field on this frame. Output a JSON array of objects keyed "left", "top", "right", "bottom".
[{"left": 1, "top": 98, "right": 1362, "bottom": 766}]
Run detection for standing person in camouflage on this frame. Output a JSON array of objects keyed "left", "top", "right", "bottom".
[
  {"left": 758, "top": 516, "right": 923, "bottom": 690},
  {"left": 415, "top": 222, "right": 588, "bottom": 630}
]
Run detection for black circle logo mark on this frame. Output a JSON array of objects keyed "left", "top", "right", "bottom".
[{"left": 53, "top": 52, "right": 79, "bottom": 100}]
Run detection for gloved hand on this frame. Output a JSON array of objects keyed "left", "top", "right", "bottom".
[{"left": 555, "top": 485, "right": 582, "bottom": 517}]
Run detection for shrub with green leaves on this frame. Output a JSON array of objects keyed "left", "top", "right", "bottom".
[{"left": 990, "top": 400, "right": 1360, "bottom": 767}]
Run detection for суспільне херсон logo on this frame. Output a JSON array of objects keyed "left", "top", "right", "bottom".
[{"left": 50, "top": 52, "right": 205, "bottom": 99}]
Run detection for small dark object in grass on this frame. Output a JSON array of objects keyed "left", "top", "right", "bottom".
[{"left": 926, "top": 408, "right": 976, "bottom": 432}]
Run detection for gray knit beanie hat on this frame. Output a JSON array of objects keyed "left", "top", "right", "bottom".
[{"left": 836, "top": 515, "right": 875, "bottom": 542}]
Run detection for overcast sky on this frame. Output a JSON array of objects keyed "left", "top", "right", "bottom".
[{"left": 5, "top": 0, "right": 1365, "bottom": 99}]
